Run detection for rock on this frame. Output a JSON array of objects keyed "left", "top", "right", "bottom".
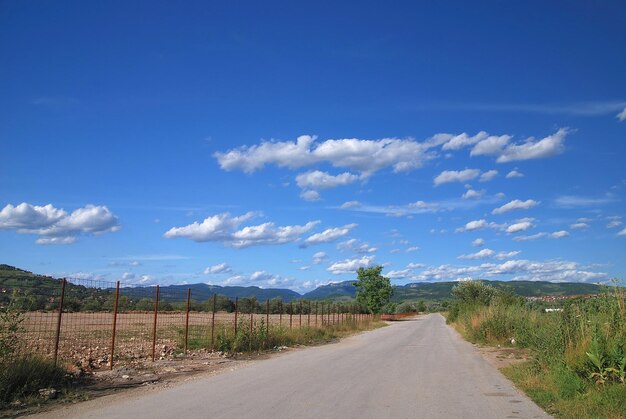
[
  {"left": 39, "top": 388, "right": 58, "bottom": 399},
  {"left": 122, "top": 374, "right": 130, "bottom": 380}
]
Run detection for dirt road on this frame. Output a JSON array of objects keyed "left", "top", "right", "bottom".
[{"left": 37, "top": 314, "right": 550, "bottom": 419}]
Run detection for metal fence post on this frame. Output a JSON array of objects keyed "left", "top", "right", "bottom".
[
  {"left": 279, "top": 299, "right": 283, "bottom": 327},
  {"left": 53, "top": 278, "right": 66, "bottom": 366},
  {"left": 307, "top": 301, "right": 311, "bottom": 327},
  {"left": 184, "top": 288, "right": 191, "bottom": 354},
  {"left": 266, "top": 299, "right": 270, "bottom": 347},
  {"left": 211, "top": 294, "right": 216, "bottom": 351},
  {"left": 151, "top": 285, "right": 160, "bottom": 361},
  {"left": 110, "top": 281, "right": 120, "bottom": 370},
  {"left": 321, "top": 303, "right": 324, "bottom": 326},
  {"left": 249, "top": 310, "right": 253, "bottom": 352},
  {"left": 234, "top": 297, "right": 239, "bottom": 336},
  {"left": 315, "top": 301, "right": 318, "bottom": 327},
  {"left": 289, "top": 301, "right": 293, "bottom": 330},
  {"left": 299, "top": 300, "right": 302, "bottom": 327}
]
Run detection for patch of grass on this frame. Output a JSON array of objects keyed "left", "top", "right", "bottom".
[
  {"left": 503, "top": 361, "right": 626, "bottom": 419},
  {"left": 0, "top": 355, "right": 69, "bottom": 407}
]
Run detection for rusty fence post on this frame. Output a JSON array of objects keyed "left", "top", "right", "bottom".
[
  {"left": 184, "top": 288, "right": 191, "bottom": 355},
  {"left": 110, "top": 281, "right": 120, "bottom": 370},
  {"left": 249, "top": 310, "right": 253, "bottom": 352},
  {"left": 53, "top": 278, "right": 67, "bottom": 366},
  {"left": 211, "top": 294, "right": 217, "bottom": 351},
  {"left": 321, "top": 303, "right": 324, "bottom": 326},
  {"left": 279, "top": 300, "right": 283, "bottom": 328},
  {"left": 289, "top": 301, "right": 293, "bottom": 330},
  {"left": 299, "top": 301, "right": 302, "bottom": 328},
  {"left": 266, "top": 299, "right": 270, "bottom": 347},
  {"left": 151, "top": 285, "right": 160, "bottom": 361},
  {"left": 234, "top": 297, "right": 239, "bottom": 336},
  {"left": 307, "top": 301, "right": 311, "bottom": 327},
  {"left": 315, "top": 302, "right": 318, "bottom": 327}
]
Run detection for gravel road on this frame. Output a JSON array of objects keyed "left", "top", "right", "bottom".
[{"left": 38, "top": 314, "right": 550, "bottom": 419}]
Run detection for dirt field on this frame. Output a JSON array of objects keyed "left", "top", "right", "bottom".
[{"left": 16, "top": 311, "right": 347, "bottom": 370}]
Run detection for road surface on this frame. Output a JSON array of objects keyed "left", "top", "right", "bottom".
[{"left": 39, "top": 314, "right": 550, "bottom": 419}]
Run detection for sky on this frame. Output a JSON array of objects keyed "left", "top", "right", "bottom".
[{"left": 1, "top": 1, "right": 625, "bottom": 292}]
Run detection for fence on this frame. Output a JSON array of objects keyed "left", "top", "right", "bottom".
[{"left": 0, "top": 277, "right": 374, "bottom": 370}]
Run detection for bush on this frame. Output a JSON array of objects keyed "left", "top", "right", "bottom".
[
  {"left": 0, "top": 356, "right": 68, "bottom": 405},
  {"left": 395, "top": 302, "right": 416, "bottom": 313}
]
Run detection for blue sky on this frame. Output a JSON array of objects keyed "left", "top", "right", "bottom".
[{"left": 1, "top": 1, "right": 625, "bottom": 292}]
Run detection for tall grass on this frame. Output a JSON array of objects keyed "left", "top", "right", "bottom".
[{"left": 448, "top": 281, "right": 625, "bottom": 418}]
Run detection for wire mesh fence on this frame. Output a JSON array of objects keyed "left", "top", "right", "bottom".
[{"left": 0, "top": 277, "right": 373, "bottom": 370}]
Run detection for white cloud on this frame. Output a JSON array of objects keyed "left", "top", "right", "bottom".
[
  {"left": 462, "top": 189, "right": 485, "bottom": 200},
  {"left": 337, "top": 238, "right": 377, "bottom": 254},
  {"left": 479, "top": 170, "right": 498, "bottom": 182},
  {"left": 327, "top": 255, "right": 375, "bottom": 275},
  {"left": 121, "top": 272, "right": 135, "bottom": 281},
  {"left": 458, "top": 248, "right": 495, "bottom": 259},
  {"left": 551, "top": 230, "right": 570, "bottom": 239},
  {"left": 470, "top": 135, "right": 512, "bottom": 157},
  {"left": 554, "top": 195, "right": 617, "bottom": 208},
  {"left": 492, "top": 199, "right": 539, "bottom": 215},
  {"left": 214, "top": 134, "right": 445, "bottom": 177},
  {"left": 302, "top": 223, "right": 357, "bottom": 247},
  {"left": 434, "top": 169, "right": 481, "bottom": 186},
  {"left": 456, "top": 219, "right": 488, "bottom": 232},
  {"left": 406, "top": 246, "right": 420, "bottom": 252},
  {"left": 617, "top": 107, "right": 626, "bottom": 121},
  {"left": 513, "top": 232, "right": 547, "bottom": 242},
  {"left": 618, "top": 227, "right": 626, "bottom": 236},
  {"left": 300, "top": 190, "right": 321, "bottom": 201},
  {"left": 506, "top": 170, "right": 524, "bottom": 178},
  {"left": 164, "top": 212, "right": 319, "bottom": 248},
  {"left": 296, "top": 170, "right": 360, "bottom": 190},
  {"left": 495, "top": 251, "right": 521, "bottom": 260},
  {"left": 406, "top": 263, "right": 426, "bottom": 269},
  {"left": 570, "top": 222, "right": 589, "bottom": 230},
  {"left": 506, "top": 219, "right": 535, "bottom": 234},
  {"left": 494, "top": 128, "right": 570, "bottom": 163},
  {"left": 312, "top": 251, "right": 327, "bottom": 264},
  {"left": 607, "top": 219, "right": 623, "bottom": 228},
  {"left": 204, "top": 263, "right": 232, "bottom": 274},
  {"left": 0, "top": 202, "right": 120, "bottom": 244},
  {"left": 441, "top": 132, "right": 488, "bottom": 150},
  {"left": 472, "top": 238, "right": 485, "bottom": 247},
  {"left": 385, "top": 269, "right": 412, "bottom": 279},
  {"left": 340, "top": 200, "right": 361, "bottom": 209}
]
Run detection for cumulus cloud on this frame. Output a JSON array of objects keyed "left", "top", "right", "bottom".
[
  {"left": 495, "top": 251, "right": 521, "bottom": 260},
  {"left": 300, "top": 190, "right": 321, "bottom": 201},
  {"left": 0, "top": 202, "right": 120, "bottom": 244},
  {"left": 406, "top": 263, "right": 426, "bottom": 269},
  {"left": 472, "top": 238, "right": 485, "bottom": 247},
  {"left": 385, "top": 269, "right": 412, "bottom": 279},
  {"left": 506, "top": 218, "right": 535, "bottom": 234},
  {"left": 458, "top": 248, "right": 495, "bottom": 259},
  {"left": 479, "top": 170, "right": 498, "bottom": 182},
  {"left": 570, "top": 222, "right": 589, "bottom": 230},
  {"left": 340, "top": 200, "right": 361, "bottom": 209},
  {"left": 204, "top": 262, "right": 232, "bottom": 274},
  {"left": 434, "top": 169, "right": 481, "bottom": 186},
  {"left": 617, "top": 107, "right": 626, "bottom": 122},
  {"left": 164, "top": 212, "right": 319, "bottom": 248},
  {"left": 506, "top": 170, "right": 524, "bottom": 178},
  {"left": 296, "top": 170, "right": 360, "bottom": 190},
  {"left": 618, "top": 227, "right": 626, "bottom": 236},
  {"left": 456, "top": 219, "right": 489, "bottom": 232},
  {"left": 470, "top": 135, "right": 512, "bottom": 157},
  {"left": 441, "top": 132, "right": 489, "bottom": 150},
  {"left": 214, "top": 134, "right": 445, "bottom": 177},
  {"left": 494, "top": 128, "right": 570, "bottom": 163},
  {"left": 337, "top": 238, "right": 377, "bottom": 254},
  {"left": 492, "top": 199, "right": 539, "bottom": 215},
  {"left": 551, "top": 230, "right": 570, "bottom": 238},
  {"left": 513, "top": 232, "right": 547, "bottom": 242},
  {"left": 302, "top": 223, "right": 357, "bottom": 247},
  {"left": 327, "top": 255, "right": 375, "bottom": 275},
  {"left": 312, "top": 251, "right": 327, "bottom": 264},
  {"left": 462, "top": 189, "right": 485, "bottom": 200}
]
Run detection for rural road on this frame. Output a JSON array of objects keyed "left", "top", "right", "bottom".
[{"left": 39, "top": 314, "right": 550, "bottom": 419}]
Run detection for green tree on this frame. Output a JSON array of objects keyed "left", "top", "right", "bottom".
[{"left": 354, "top": 266, "right": 393, "bottom": 314}]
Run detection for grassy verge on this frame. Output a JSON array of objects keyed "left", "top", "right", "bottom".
[
  {"left": 180, "top": 318, "right": 386, "bottom": 354},
  {"left": 447, "top": 281, "right": 625, "bottom": 419}
]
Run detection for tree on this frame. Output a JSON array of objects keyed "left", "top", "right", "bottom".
[{"left": 354, "top": 266, "right": 393, "bottom": 314}]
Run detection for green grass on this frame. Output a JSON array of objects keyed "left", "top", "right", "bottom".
[
  {"left": 0, "top": 355, "right": 69, "bottom": 407},
  {"left": 448, "top": 281, "right": 625, "bottom": 419}
]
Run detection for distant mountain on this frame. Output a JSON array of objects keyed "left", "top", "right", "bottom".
[
  {"left": 0, "top": 264, "right": 610, "bottom": 308},
  {"left": 122, "top": 283, "right": 301, "bottom": 302}
]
